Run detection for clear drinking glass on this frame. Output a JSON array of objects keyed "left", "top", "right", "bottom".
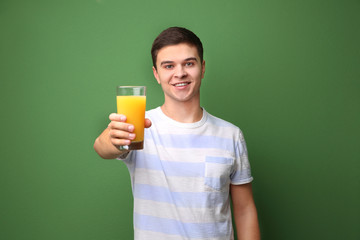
[{"left": 116, "top": 86, "right": 146, "bottom": 150}]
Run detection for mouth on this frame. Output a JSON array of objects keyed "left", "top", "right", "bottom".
[{"left": 172, "top": 82, "right": 191, "bottom": 87}]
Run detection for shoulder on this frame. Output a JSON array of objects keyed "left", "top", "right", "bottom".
[
  {"left": 145, "top": 107, "right": 160, "bottom": 115},
  {"left": 204, "top": 110, "right": 245, "bottom": 140},
  {"left": 205, "top": 110, "right": 240, "bottom": 130},
  {"left": 145, "top": 107, "right": 161, "bottom": 120}
]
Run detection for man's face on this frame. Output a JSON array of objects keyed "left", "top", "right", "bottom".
[{"left": 152, "top": 43, "right": 205, "bottom": 105}]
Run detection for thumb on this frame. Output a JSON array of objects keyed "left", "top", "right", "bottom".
[{"left": 144, "top": 118, "right": 152, "bottom": 128}]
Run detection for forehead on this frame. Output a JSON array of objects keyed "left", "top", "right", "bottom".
[{"left": 156, "top": 43, "right": 200, "bottom": 62}]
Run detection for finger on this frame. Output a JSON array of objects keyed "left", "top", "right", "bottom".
[
  {"left": 110, "top": 138, "right": 131, "bottom": 147},
  {"left": 109, "top": 129, "right": 136, "bottom": 140},
  {"left": 144, "top": 118, "right": 152, "bottom": 128},
  {"left": 109, "top": 113, "right": 126, "bottom": 122},
  {"left": 108, "top": 121, "right": 134, "bottom": 132}
]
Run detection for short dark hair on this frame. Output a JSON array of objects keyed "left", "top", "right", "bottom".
[{"left": 151, "top": 27, "right": 203, "bottom": 69}]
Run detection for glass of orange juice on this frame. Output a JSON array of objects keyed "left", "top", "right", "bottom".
[{"left": 116, "top": 86, "right": 146, "bottom": 150}]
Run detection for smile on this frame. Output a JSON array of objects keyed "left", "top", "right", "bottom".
[{"left": 173, "top": 82, "right": 190, "bottom": 87}]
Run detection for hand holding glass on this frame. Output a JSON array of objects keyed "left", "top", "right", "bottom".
[{"left": 116, "top": 86, "right": 146, "bottom": 150}]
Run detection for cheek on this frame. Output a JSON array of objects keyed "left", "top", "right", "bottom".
[
  {"left": 189, "top": 68, "right": 202, "bottom": 78},
  {"left": 158, "top": 71, "right": 173, "bottom": 82}
]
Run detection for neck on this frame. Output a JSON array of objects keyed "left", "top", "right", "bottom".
[{"left": 161, "top": 101, "right": 203, "bottom": 123}]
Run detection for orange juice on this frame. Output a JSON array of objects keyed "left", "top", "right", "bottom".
[{"left": 117, "top": 95, "right": 146, "bottom": 149}]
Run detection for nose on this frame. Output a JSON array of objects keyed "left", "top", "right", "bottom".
[{"left": 174, "top": 66, "right": 187, "bottom": 79}]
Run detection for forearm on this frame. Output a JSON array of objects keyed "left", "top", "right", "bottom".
[{"left": 93, "top": 128, "right": 128, "bottom": 159}]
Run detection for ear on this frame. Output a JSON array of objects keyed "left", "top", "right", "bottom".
[
  {"left": 152, "top": 66, "right": 161, "bottom": 84},
  {"left": 201, "top": 60, "right": 206, "bottom": 79}
]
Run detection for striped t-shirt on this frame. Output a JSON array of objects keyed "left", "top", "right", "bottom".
[{"left": 120, "top": 107, "right": 253, "bottom": 240}]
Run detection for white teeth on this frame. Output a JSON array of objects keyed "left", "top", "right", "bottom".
[{"left": 175, "top": 83, "right": 188, "bottom": 87}]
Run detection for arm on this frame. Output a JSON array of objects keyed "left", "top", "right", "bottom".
[
  {"left": 93, "top": 113, "right": 151, "bottom": 159},
  {"left": 230, "top": 183, "right": 260, "bottom": 240}
]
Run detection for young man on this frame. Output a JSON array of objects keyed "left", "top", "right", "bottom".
[{"left": 94, "top": 27, "right": 260, "bottom": 240}]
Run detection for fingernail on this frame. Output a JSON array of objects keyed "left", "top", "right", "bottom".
[
  {"left": 128, "top": 125, "right": 134, "bottom": 132},
  {"left": 129, "top": 133, "right": 135, "bottom": 139}
]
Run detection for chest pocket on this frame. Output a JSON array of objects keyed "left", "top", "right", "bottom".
[{"left": 204, "top": 156, "right": 233, "bottom": 191}]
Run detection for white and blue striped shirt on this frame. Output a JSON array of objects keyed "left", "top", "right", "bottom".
[{"left": 120, "top": 107, "right": 253, "bottom": 240}]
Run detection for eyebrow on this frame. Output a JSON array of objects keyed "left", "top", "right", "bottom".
[
  {"left": 160, "top": 61, "right": 174, "bottom": 66},
  {"left": 160, "top": 57, "right": 198, "bottom": 66},
  {"left": 184, "top": 57, "right": 198, "bottom": 62}
]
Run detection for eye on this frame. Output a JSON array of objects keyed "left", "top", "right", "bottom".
[
  {"left": 185, "top": 62, "right": 194, "bottom": 67},
  {"left": 164, "top": 64, "right": 174, "bottom": 69}
]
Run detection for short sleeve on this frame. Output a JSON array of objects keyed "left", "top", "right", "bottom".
[
  {"left": 230, "top": 131, "right": 253, "bottom": 185},
  {"left": 116, "top": 150, "right": 132, "bottom": 162}
]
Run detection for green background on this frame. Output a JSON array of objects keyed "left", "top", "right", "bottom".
[{"left": 1, "top": 0, "right": 359, "bottom": 239}]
